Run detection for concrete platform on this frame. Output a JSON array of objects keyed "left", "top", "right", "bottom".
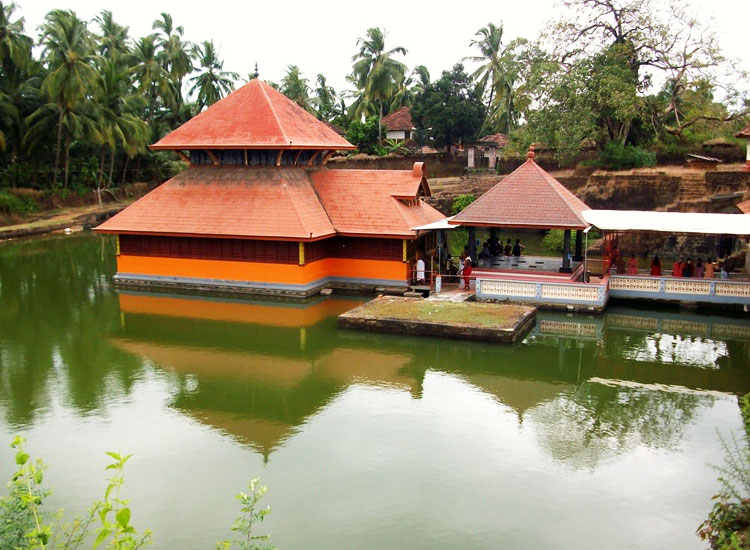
[{"left": 338, "top": 296, "right": 536, "bottom": 344}]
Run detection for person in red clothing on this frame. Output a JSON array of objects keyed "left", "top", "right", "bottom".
[
  {"left": 672, "top": 257, "right": 683, "bottom": 277},
  {"left": 650, "top": 255, "right": 662, "bottom": 276},
  {"left": 627, "top": 254, "right": 638, "bottom": 275},
  {"left": 462, "top": 257, "right": 473, "bottom": 290}
]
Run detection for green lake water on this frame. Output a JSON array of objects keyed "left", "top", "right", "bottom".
[{"left": 1, "top": 232, "right": 750, "bottom": 549}]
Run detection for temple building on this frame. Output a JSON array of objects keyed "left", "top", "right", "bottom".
[{"left": 95, "top": 79, "right": 444, "bottom": 296}]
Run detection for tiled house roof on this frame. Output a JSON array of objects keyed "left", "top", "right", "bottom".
[
  {"left": 151, "top": 79, "right": 354, "bottom": 150},
  {"left": 479, "top": 133, "right": 509, "bottom": 147},
  {"left": 451, "top": 150, "right": 590, "bottom": 229},
  {"left": 734, "top": 126, "right": 750, "bottom": 139},
  {"left": 96, "top": 163, "right": 444, "bottom": 240},
  {"left": 381, "top": 107, "right": 414, "bottom": 132}
]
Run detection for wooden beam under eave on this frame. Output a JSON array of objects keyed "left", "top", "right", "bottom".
[
  {"left": 276, "top": 150, "right": 283, "bottom": 166},
  {"left": 175, "top": 151, "right": 191, "bottom": 165},
  {"left": 306, "top": 150, "right": 321, "bottom": 166},
  {"left": 321, "top": 150, "right": 335, "bottom": 165},
  {"left": 205, "top": 150, "right": 219, "bottom": 165},
  {"left": 293, "top": 150, "right": 303, "bottom": 166},
  {"left": 244, "top": 149, "right": 248, "bottom": 165}
]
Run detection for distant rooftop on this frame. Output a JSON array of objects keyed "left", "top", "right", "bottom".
[
  {"left": 381, "top": 106, "right": 414, "bottom": 132},
  {"left": 152, "top": 79, "right": 355, "bottom": 151}
]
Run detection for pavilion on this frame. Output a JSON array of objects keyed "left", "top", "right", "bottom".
[
  {"left": 450, "top": 146, "right": 590, "bottom": 277},
  {"left": 95, "top": 79, "right": 445, "bottom": 296}
]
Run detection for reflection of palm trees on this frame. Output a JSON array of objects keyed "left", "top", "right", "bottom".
[
  {"left": 530, "top": 382, "right": 711, "bottom": 470},
  {"left": 0, "top": 234, "right": 145, "bottom": 427}
]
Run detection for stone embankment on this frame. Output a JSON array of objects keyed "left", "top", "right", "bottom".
[{"left": 427, "top": 165, "right": 750, "bottom": 215}]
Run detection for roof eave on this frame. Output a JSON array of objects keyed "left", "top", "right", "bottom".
[{"left": 149, "top": 144, "right": 356, "bottom": 151}]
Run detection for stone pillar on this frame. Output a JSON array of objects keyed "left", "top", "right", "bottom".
[
  {"left": 573, "top": 230, "right": 584, "bottom": 261},
  {"left": 560, "top": 229, "right": 572, "bottom": 273},
  {"left": 468, "top": 226, "right": 477, "bottom": 263},
  {"left": 467, "top": 146, "right": 475, "bottom": 169},
  {"left": 488, "top": 146, "right": 497, "bottom": 171}
]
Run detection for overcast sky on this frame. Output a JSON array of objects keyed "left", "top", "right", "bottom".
[{"left": 16, "top": 0, "right": 750, "bottom": 99}]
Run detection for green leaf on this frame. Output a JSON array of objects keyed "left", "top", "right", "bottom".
[
  {"left": 94, "top": 527, "right": 111, "bottom": 548},
  {"left": 116, "top": 507, "right": 131, "bottom": 528},
  {"left": 15, "top": 451, "right": 29, "bottom": 465},
  {"left": 105, "top": 451, "right": 121, "bottom": 461}
]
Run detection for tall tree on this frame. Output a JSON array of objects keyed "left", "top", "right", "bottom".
[
  {"left": 350, "top": 27, "right": 407, "bottom": 145},
  {"left": 411, "top": 64, "right": 484, "bottom": 150},
  {"left": 189, "top": 40, "right": 237, "bottom": 111},
  {"left": 312, "top": 73, "right": 336, "bottom": 120},
  {"left": 280, "top": 65, "right": 311, "bottom": 111},
  {"left": 129, "top": 34, "right": 172, "bottom": 123},
  {"left": 390, "top": 65, "right": 430, "bottom": 112},
  {"left": 94, "top": 10, "right": 129, "bottom": 61},
  {"left": 153, "top": 12, "right": 193, "bottom": 110},
  {"left": 30, "top": 10, "right": 98, "bottom": 187},
  {"left": 464, "top": 22, "right": 505, "bottom": 116}
]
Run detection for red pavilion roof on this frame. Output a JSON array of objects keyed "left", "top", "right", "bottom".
[
  {"left": 152, "top": 79, "right": 355, "bottom": 151},
  {"left": 450, "top": 150, "right": 590, "bottom": 230},
  {"left": 734, "top": 126, "right": 750, "bottom": 139}
]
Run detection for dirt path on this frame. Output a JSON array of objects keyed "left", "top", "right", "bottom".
[{"left": 0, "top": 199, "right": 134, "bottom": 240}]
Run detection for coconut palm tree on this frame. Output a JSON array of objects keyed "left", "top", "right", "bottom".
[
  {"left": 31, "top": 9, "right": 98, "bottom": 187},
  {"left": 0, "top": 1, "right": 31, "bottom": 69},
  {"left": 281, "top": 65, "right": 311, "bottom": 111},
  {"left": 390, "top": 65, "right": 430, "bottom": 111},
  {"left": 94, "top": 57, "right": 148, "bottom": 190},
  {"left": 94, "top": 10, "right": 129, "bottom": 61},
  {"left": 464, "top": 22, "right": 505, "bottom": 116},
  {"left": 350, "top": 27, "right": 407, "bottom": 145},
  {"left": 153, "top": 12, "right": 193, "bottom": 110},
  {"left": 129, "top": 34, "right": 172, "bottom": 122},
  {"left": 189, "top": 40, "right": 237, "bottom": 111},
  {"left": 312, "top": 73, "right": 336, "bottom": 120}
]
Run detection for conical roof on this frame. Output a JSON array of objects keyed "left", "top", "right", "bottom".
[
  {"left": 152, "top": 79, "right": 355, "bottom": 150},
  {"left": 451, "top": 150, "right": 590, "bottom": 229}
]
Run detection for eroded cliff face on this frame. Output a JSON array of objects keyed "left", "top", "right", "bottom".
[{"left": 427, "top": 166, "right": 750, "bottom": 215}]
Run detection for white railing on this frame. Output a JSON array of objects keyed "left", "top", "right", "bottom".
[
  {"left": 610, "top": 275, "right": 750, "bottom": 305},
  {"left": 475, "top": 277, "right": 608, "bottom": 308}
]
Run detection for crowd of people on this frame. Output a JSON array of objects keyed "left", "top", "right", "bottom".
[{"left": 614, "top": 252, "right": 729, "bottom": 279}]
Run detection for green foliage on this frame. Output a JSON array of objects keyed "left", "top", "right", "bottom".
[
  {"left": 346, "top": 116, "right": 380, "bottom": 155},
  {"left": 451, "top": 194, "right": 475, "bottom": 215},
  {"left": 541, "top": 230, "right": 565, "bottom": 253},
  {"left": 411, "top": 64, "right": 484, "bottom": 149},
  {"left": 698, "top": 432, "right": 750, "bottom": 549},
  {"left": 383, "top": 138, "right": 409, "bottom": 155},
  {"left": 595, "top": 141, "right": 656, "bottom": 170},
  {"left": 216, "top": 479, "right": 273, "bottom": 550},
  {"left": 741, "top": 394, "right": 750, "bottom": 442},
  {"left": 0, "top": 439, "right": 272, "bottom": 550},
  {"left": 0, "top": 191, "right": 37, "bottom": 214}
]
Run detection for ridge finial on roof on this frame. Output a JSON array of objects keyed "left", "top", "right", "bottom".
[{"left": 526, "top": 145, "right": 536, "bottom": 162}]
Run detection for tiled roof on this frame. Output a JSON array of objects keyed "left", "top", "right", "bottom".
[
  {"left": 734, "top": 126, "right": 750, "bottom": 139},
  {"left": 96, "top": 163, "right": 445, "bottom": 240},
  {"left": 96, "top": 166, "right": 336, "bottom": 240},
  {"left": 310, "top": 164, "right": 445, "bottom": 237},
  {"left": 451, "top": 155, "right": 591, "bottom": 229},
  {"left": 479, "top": 133, "right": 509, "bottom": 147},
  {"left": 738, "top": 198, "right": 750, "bottom": 214},
  {"left": 381, "top": 106, "right": 414, "bottom": 132},
  {"left": 152, "top": 79, "right": 355, "bottom": 150}
]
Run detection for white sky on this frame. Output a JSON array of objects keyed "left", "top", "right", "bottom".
[{"left": 17, "top": 0, "right": 750, "bottom": 100}]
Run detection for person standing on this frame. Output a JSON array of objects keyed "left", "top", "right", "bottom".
[
  {"left": 672, "top": 257, "right": 683, "bottom": 277},
  {"left": 504, "top": 239, "right": 512, "bottom": 256},
  {"left": 705, "top": 258, "right": 715, "bottom": 278},
  {"left": 684, "top": 258, "right": 694, "bottom": 278},
  {"left": 416, "top": 251, "right": 426, "bottom": 283},
  {"left": 694, "top": 258, "right": 705, "bottom": 278},
  {"left": 512, "top": 239, "right": 524, "bottom": 257},
  {"left": 462, "top": 257, "right": 473, "bottom": 290},
  {"left": 650, "top": 255, "right": 662, "bottom": 276},
  {"left": 627, "top": 254, "right": 638, "bottom": 275}
]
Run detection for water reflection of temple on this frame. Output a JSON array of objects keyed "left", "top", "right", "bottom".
[{"left": 111, "top": 292, "right": 750, "bottom": 462}]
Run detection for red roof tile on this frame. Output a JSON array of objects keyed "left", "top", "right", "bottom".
[
  {"left": 96, "top": 166, "right": 336, "bottom": 240},
  {"left": 381, "top": 106, "right": 414, "bottom": 132},
  {"left": 96, "top": 164, "right": 445, "bottom": 240},
  {"left": 451, "top": 155, "right": 591, "bottom": 229},
  {"left": 738, "top": 198, "right": 750, "bottom": 214},
  {"left": 310, "top": 165, "right": 444, "bottom": 238},
  {"left": 479, "top": 133, "right": 509, "bottom": 147},
  {"left": 152, "top": 79, "right": 355, "bottom": 150},
  {"left": 735, "top": 126, "right": 750, "bottom": 139}
]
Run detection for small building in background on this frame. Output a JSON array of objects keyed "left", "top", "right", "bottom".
[
  {"left": 381, "top": 106, "right": 415, "bottom": 140},
  {"left": 466, "top": 133, "right": 509, "bottom": 170}
]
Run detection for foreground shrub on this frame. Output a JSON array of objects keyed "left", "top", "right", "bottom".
[
  {"left": 0, "top": 437, "right": 272, "bottom": 550},
  {"left": 596, "top": 141, "right": 656, "bottom": 170}
]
